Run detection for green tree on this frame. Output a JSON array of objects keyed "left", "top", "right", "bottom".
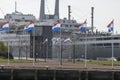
[{"left": 0, "top": 41, "right": 8, "bottom": 53}]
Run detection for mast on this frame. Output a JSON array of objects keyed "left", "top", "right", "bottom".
[
  {"left": 68, "top": 5, "right": 71, "bottom": 21},
  {"left": 91, "top": 7, "right": 94, "bottom": 33}
]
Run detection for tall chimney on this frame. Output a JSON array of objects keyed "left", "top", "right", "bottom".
[
  {"left": 39, "top": 0, "right": 45, "bottom": 20},
  {"left": 54, "top": 0, "right": 59, "bottom": 19}
]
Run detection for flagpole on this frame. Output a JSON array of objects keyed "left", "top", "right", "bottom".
[
  {"left": 46, "top": 41, "right": 48, "bottom": 62},
  {"left": 42, "top": 38, "right": 48, "bottom": 62},
  {"left": 112, "top": 20, "right": 114, "bottom": 69},
  {"left": 24, "top": 21, "right": 35, "bottom": 66},
  {"left": 33, "top": 29, "right": 35, "bottom": 66},
  {"left": 45, "top": 42, "right": 47, "bottom": 62},
  {"left": 84, "top": 33, "right": 87, "bottom": 68},
  {"left": 7, "top": 27, "right": 10, "bottom": 66},
  {"left": 60, "top": 25, "right": 62, "bottom": 65},
  {"left": 84, "top": 20, "right": 87, "bottom": 68},
  {"left": 112, "top": 42, "right": 114, "bottom": 69},
  {"left": 52, "top": 21, "right": 61, "bottom": 65},
  {"left": 113, "top": 19, "right": 114, "bottom": 35},
  {"left": 8, "top": 43, "right": 10, "bottom": 66},
  {"left": 45, "top": 40, "right": 48, "bottom": 62}
]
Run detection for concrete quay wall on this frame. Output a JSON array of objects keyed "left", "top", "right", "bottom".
[{"left": 0, "top": 67, "right": 120, "bottom": 80}]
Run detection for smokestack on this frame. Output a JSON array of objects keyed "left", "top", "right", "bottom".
[
  {"left": 54, "top": 0, "right": 59, "bottom": 19},
  {"left": 39, "top": 0, "right": 45, "bottom": 20}
]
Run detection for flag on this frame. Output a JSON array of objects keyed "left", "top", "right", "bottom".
[
  {"left": 63, "top": 37, "right": 72, "bottom": 43},
  {"left": 52, "top": 37, "right": 60, "bottom": 44},
  {"left": 52, "top": 22, "right": 61, "bottom": 32},
  {"left": 107, "top": 20, "right": 114, "bottom": 32},
  {"left": 78, "top": 19, "right": 87, "bottom": 32},
  {"left": 24, "top": 21, "right": 34, "bottom": 32},
  {"left": 43, "top": 38, "right": 48, "bottom": 44},
  {"left": 0, "top": 21, "right": 9, "bottom": 31}
]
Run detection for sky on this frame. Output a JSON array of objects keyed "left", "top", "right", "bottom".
[{"left": 0, "top": 0, "right": 120, "bottom": 33}]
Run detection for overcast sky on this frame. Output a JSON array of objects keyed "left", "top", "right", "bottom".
[{"left": 0, "top": 0, "right": 120, "bottom": 33}]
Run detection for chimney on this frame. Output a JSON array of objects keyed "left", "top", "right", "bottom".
[
  {"left": 54, "top": 0, "right": 59, "bottom": 19},
  {"left": 39, "top": 0, "right": 45, "bottom": 20}
]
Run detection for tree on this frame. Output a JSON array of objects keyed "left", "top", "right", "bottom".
[
  {"left": 0, "top": 41, "right": 13, "bottom": 59},
  {"left": 0, "top": 41, "right": 8, "bottom": 52}
]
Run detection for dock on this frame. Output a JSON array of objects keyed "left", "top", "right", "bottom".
[{"left": 0, "top": 59, "right": 120, "bottom": 80}]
